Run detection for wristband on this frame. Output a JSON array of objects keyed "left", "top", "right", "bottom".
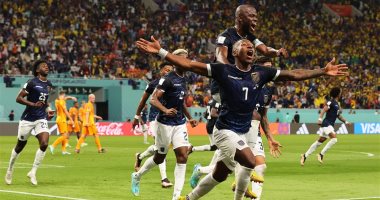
[
  {"left": 158, "top": 48, "right": 169, "bottom": 59},
  {"left": 345, "top": 121, "right": 349, "bottom": 124},
  {"left": 134, "top": 115, "right": 140, "bottom": 120}
]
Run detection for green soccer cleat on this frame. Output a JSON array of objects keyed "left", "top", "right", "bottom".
[{"left": 190, "top": 163, "right": 201, "bottom": 188}]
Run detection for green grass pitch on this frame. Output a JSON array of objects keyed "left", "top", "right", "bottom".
[{"left": 0, "top": 134, "right": 379, "bottom": 200}]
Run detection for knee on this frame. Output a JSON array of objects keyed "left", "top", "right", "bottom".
[
  {"left": 210, "top": 145, "right": 218, "bottom": 151},
  {"left": 212, "top": 172, "right": 229, "bottom": 182},
  {"left": 39, "top": 142, "right": 48, "bottom": 152},
  {"left": 176, "top": 154, "right": 188, "bottom": 164},
  {"left": 330, "top": 138, "right": 338, "bottom": 144},
  {"left": 153, "top": 154, "right": 166, "bottom": 164}
]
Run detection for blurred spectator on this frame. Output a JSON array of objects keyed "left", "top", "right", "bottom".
[
  {"left": 293, "top": 111, "right": 300, "bottom": 123},
  {"left": 8, "top": 110, "right": 14, "bottom": 121}
]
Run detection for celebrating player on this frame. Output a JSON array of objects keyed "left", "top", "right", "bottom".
[
  {"left": 5, "top": 60, "right": 54, "bottom": 185},
  {"left": 131, "top": 49, "right": 198, "bottom": 200},
  {"left": 301, "top": 87, "right": 350, "bottom": 166},
  {"left": 75, "top": 94, "right": 105, "bottom": 153},
  {"left": 67, "top": 101, "right": 81, "bottom": 145},
  {"left": 133, "top": 62, "right": 174, "bottom": 188},
  {"left": 136, "top": 36, "right": 348, "bottom": 200}
]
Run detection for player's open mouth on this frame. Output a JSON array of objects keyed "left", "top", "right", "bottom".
[{"left": 247, "top": 50, "right": 254, "bottom": 56}]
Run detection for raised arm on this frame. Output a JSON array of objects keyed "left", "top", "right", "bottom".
[
  {"left": 256, "top": 44, "right": 289, "bottom": 58},
  {"left": 215, "top": 46, "right": 231, "bottom": 64},
  {"left": 136, "top": 36, "right": 209, "bottom": 76},
  {"left": 276, "top": 58, "right": 348, "bottom": 82}
]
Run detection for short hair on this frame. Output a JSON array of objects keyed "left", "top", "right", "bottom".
[
  {"left": 59, "top": 90, "right": 66, "bottom": 95},
  {"left": 32, "top": 60, "right": 48, "bottom": 77},
  {"left": 159, "top": 62, "right": 172, "bottom": 68},
  {"left": 330, "top": 87, "right": 341, "bottom": 98},
  {"left": 173, "top": 49, "right": 188, "bottom": 56},
  {"left": 232, "top": 39, "right": 253, "bottom": 55}
]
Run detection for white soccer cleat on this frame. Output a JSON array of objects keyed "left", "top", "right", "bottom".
[
  {"left": 81, "top": 142, "right": 88, "bottom": 147},
  {"left": 62, "top": 151, "right": 71, "bottom": 155},
  {"left": 27, "top": 171, "right": 37, "bottom": 185},
  {"left": 317, "top": 153, "right": 324, "bottom": 164},
  {"left": 49, "top": 145, "right": 55, "bottom": 155},
  {"left": 5, "top": 171, "right": 13, "bottom": 185}
]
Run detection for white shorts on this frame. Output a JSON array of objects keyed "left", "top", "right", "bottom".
[
  {"left": 320, "top": 125, "right": 335, "bottom": 138},
  {"left": 155, "top": 122, "right": 190, "bottom": 154},
  {"left": 245, "top": 120, "right": 260, "bottom": 149},
  {"left": 148, "top": 120, "right": 158, "bottom": 137},
  {"left": 208, "top": 127, "right": 217, "bottom": 146},
  {"left": 18, "top": 119, "right": 49, "bottom": 141},
  {"left": 214, "top": 128, "right": 249, "bottom": 171},
  {"left": 253, "top": 136, "right": 265, "bottom": 157}
]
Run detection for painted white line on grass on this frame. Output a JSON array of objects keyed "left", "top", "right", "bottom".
[
  {"left": 3, "top": 162, "right": 65, "bottom": 168},
  {"left": 332, "top": 196, "right": 380, "bottom": 200},
  {"left": 0, "top": 189, "right": 88, "bottom": 200},
  {"left": 338, "top": 150, "right": 375, "bottom": 157}
]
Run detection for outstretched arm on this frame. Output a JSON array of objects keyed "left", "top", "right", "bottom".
[
  {"left": 276, "top": 58, "right": 348, "bottom": 81},
  {"left": 136, "top": 36, "right": 209, "bottom": 76},
  {"left": 256, "top": 44, "right": 289, "bottom": 58}
]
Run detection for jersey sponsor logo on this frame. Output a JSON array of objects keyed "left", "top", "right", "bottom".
[
  {"left": 296, "top": 123, "right": 309, "bottom": 134},
  {"left": 355, "top": 123, "right": 380, "bottom": 134},
  {"left": 173, "top": 83, "right": 182, "bottom": 86},
  {"left": 227, "top": 75, "right": 242, "bottom": 80},
  {"left": 35, "top": 85, "right": 43, "bottom": 88},
  {"left": 251, "top": 72, "right": 260, "bottom": 83},
  {"left": 217, "top": 36, "right": 226, "bottom": 44}
]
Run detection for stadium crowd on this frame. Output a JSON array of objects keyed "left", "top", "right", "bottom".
[{"left": 0, "top": 0, "right": 378, "bottom": 109}]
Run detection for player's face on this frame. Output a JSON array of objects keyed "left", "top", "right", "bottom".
[
  {"left": 38, "top": 63, "right": 49, "bottom": 77},
  {"left": 89, "top": 95, "right": 95, "bottom": 103},
  {"left": 241, "top": 7, "right": 258, "bottom": 34},
  {"left": 235, "top": 40, "right": 255, "bottom": 64},
  {"left": 160, "top": 65, "right": 173, "bottom": 76}
]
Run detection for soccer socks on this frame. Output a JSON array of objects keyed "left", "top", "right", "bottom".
[
  {"left": 305, "top": 141, "right": 322, "bottom": 157},
  {"left": 135, "top": 156, "right": 157, "bottom": 178},
  {"left": 192, "top": 145, "right": 211, "bottom": 152},
  {"left": 235, "top": 166, "right": 254, "bottom": 200},
  {"left": 321, "top": 138, "right": 338, "bottom": 155},
  {"left": 209, "top": 149, "right": 220, "bottom": 166},
  {"left": 252, "top": 164, "right": 266, "bottom": 200},
  {"left": 52, "top": 136, "right": 66, "bottom": 148},
  {"left": 173, "top": 163, "right": 186, "bottom": 198},
  {"left": 187, "top": 173, "right": 220, "bottom": 200},
  {"left": 7, "top": 149, "right": 19, "bottom": 172},
  {"left": 159, "top": 159, "right": 168, "bottom": 180},
  {"left": 30, "top": 148, "right": 46, "bottom": 174},
  {"left": 94, "top": 135, "right": 102, "bottom": 150},
  {"left": 199, "top": 165, "right": 215, "bottom": 174},
  {"left": 139, "top": 145, "right": 156, "bottom": 160}
]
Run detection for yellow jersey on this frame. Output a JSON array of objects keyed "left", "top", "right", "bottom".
[{"left": 69, "top": 107, "right": 79, "bottom": 124}]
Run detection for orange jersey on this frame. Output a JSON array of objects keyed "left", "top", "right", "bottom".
[
  {"left": 83, "top": 102, "right": 95, "bottom": 125},
  {"left": 69, "top": 107, "right": 79, "bottom": 124},
  {"left": 79, "top": 107, "right": 85, "bottom": 122},
  {"left": 55, "top": 99, "right": 67, "bottom": 123}
]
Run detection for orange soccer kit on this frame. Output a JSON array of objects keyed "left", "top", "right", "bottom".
[
  {"left": 68, "top": 106, "right": 81, "bottom": 133},
  {"left": 75, "top": 102, "right": 102, "bottom": 152},
  {"left": 51, "top": 99, "right": 69, "bottom": 152}
]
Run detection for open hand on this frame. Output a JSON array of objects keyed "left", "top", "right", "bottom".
[
  {"left": 269, "top": 140, "right": 282, "bottom": 158},
  {"left": 136, "top": 36, "right": 162, "bottom": 54},
  {"left": 188, "top": 119, "right": 199, "bottom": 128},
  {"left": 324, "top": 57, "right": 349, "bottom": 76}
]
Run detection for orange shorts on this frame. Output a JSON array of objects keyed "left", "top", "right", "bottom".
[
  {"left": 57, "top": 122, "right": 68, "bottom": 134},
  {"left": 68, "top": 122, "right": 81, "bottom": 133},
  {"left": 82, "top": 124, "right": 97, "bottom": 136}
]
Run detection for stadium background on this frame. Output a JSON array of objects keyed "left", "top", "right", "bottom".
[{"left": 0, "top": 0, "right": 379, "bottom": 200}]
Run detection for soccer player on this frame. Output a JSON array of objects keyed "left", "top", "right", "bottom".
[
  {"left": 75, "top": 94, "right": 105, "bottom": 153},
  {"left": 49, "top": 90, "right": 74, "bottom": 155},
  {"left": 5, "top": 60, "right": 54, "bottom": 185},
  {"left": 211, "top": 4, "right": 288, "bottom": 103},
  {"left": 131, "top": 49, "right": 198, "bottom": 200},
  {"left": 133, "top": 62, "right": 174, "bottom": 188},
  {"left": 300, "top": 87, "right": 350, "bottom": 166},
  {"left": 68, "top": 101, "right": 81, "bottom": 144},
  {"left": 189, "top": 98, "right": 221, "bottom": 188},
  {"left": 136, "top": 36, "right": 348, "bottom": 200},
  {"left": 78, "top": 100, "right": 88, "bottom": 147}
]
